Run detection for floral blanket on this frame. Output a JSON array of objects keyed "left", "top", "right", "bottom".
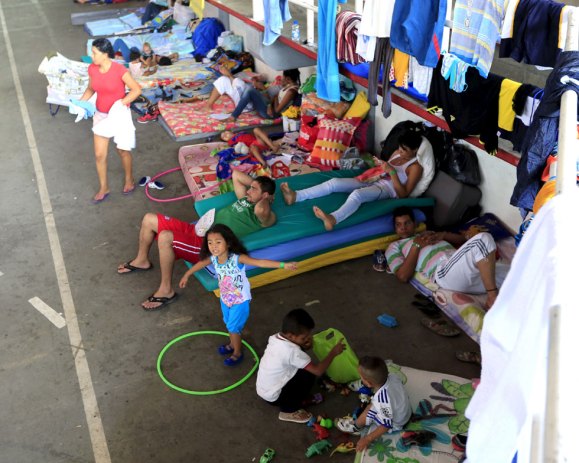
[
  {"left": 356, "top": 363, "right": 472, "bottom": 463},
  {"left": 134, "top": 59, "right": 215, "bottom": 90},
  {"left": 158, "top": 99, "right": 281, "bottom": 141}
]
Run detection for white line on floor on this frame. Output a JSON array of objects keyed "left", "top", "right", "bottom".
[
  {"left": 29, "top": 297, "right": 67, "bottom": 329},
  {"left": 0, "top": 3, "right": 111, "bottom": 463}
]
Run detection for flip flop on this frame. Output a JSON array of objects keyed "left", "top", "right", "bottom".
[
  {"left": 411, "top": 300, "right": 440, "bottom": 316},
  {"left": 148, "top": 181, "right": 165, "bottom": 190},
  {"left": 91, "top": 192, "right": 110, "bottom": 205},
  {"left": 455, "top": 350, "right": 481, "bottom": 365},
  {"left": 117, "top": 262, "right": 153, "bottom": 274},
  {"left": 420, "top": 318, "right": 461, "bottom": 337},
  {"left": 122, "top": 185, "right": 136, "bottom": 195},
  {"left": 141, "top": 293, "right": 178, "bottom": 311}
]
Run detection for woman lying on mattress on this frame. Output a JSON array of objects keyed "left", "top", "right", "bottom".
[
  {"left": 199, "top": 66, "right": 301, "bottom": 121},
  {"left": 281, "top": 129, "right": 435, "bottom": 231}
]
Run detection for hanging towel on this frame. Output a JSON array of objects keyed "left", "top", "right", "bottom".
[
  {"left": 498, "top": 78, "right": 522, "bottom": 131},
  {"left": 262, "top": 0, "right": 291, "bottom": 46},
  {"left": 466, "top": 191, "right": 578, "bottom": 463},
  {"left": 316, "top": 0, "right": 347, "bottom": 102}
]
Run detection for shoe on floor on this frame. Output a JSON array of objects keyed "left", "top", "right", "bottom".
[
  {"left": 334, "top": 416, "right": 361, "bottom": 435},
  {"left": 402, "top": 430, "right": 436, "bottom": 447},
  {"left": 452, "top": 433, "right": 468, "bottom": 452},
  {"left": 137, "top": 112, "right": 158, "bottom": 123},
  {"left": 372, "top": 249, "right": 386, "bottom": 272},
  {"left": 223, "top": 353, "right": 243, "bottom": 366},
  {"left": 278, "top": 409, "right": 312, "bottom": 424}
]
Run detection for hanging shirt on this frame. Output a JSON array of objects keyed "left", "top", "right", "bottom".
[
  {"left": 449, "top": 0, "right": 504, "bottom": 77},
  {"left": 88, "top": 61, "right": 128, "bottom": 113},
  {"left": 498, "top": 79, "right": 523, "bottom": 131},
  {"left": 262, "top": 0, "right": 291, "bottom": 46},
  {"left": 390, "top": 0, "right": 447, "bottom": 68},
  {"left": 358, "top": 0, "right": 396, "bottom": 38}
]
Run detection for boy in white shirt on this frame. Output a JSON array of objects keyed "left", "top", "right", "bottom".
[
  {"left": 256, "top": 309, "right": 345, "bottom": 424},
  {"left": 336, "top": 356, "right": 412, "bottom": 451}
]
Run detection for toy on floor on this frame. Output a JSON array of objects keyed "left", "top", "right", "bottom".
[
  {"left": 330, "top": 442, "right": 355, "bottom": 456},
  {"left": 317, "top": 416, "right": 334, "bottom": 429},
  {"left": 312, "top": 423, "right": 330, "bottom": 440},
  {"left": 259, "top": 447, "right": 275, "bottom": 463},
  {"left": 305, "top": 439, "right": 332, "bottom": 458},
  {"left": 377, "top": 312, "right": 398, "bottom": 327}
]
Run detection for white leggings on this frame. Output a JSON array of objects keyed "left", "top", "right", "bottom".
[{"left": 295, "top": 178, "right": 395, "bottom": 224}]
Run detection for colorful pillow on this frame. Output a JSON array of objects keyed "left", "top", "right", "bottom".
[
  {"left": 308, "top": 117, "right": 361, "bottom": 167},
  {"left": 297, "top": 115, "right": 319, "bottom": 152},
  {"left": 344, "top": 90, "right": 371, "bottom": 119}
]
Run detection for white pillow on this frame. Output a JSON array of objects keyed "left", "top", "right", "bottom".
[{"left": 410, "top": 136, "right": 435, "bottom": 197}]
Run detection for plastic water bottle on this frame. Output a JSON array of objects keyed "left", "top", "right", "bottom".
[{"left": 291, "top": 20, "right": 300, "bottom": 43}]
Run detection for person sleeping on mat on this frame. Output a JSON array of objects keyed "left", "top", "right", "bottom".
[
  {"left": 281, "top": 129, "right": 432, "bottom": 231},
  {"left": 219, "top": 128, "right": 281, "bottom": 171}
]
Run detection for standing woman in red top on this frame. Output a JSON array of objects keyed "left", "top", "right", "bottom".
[{"left": 80, "top": 38, "right": 142, "bottom": 204}]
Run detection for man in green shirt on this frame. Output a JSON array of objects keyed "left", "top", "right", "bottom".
[{"left": 117, "top": 170, "right": 276, "bottom": 310}]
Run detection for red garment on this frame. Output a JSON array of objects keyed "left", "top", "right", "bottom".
[
  {"left": 156, "top": 214, "right": 203, "bottom": 263},
  {"left": 88, "top": 61, "right": 128, "bottom": 113},
  {"left": 228, "top": 133, "right": 258, "bottom": 147}
]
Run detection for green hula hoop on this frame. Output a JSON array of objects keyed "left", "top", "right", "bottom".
[{"left": 157, "top": 330, "right": 260, "bottom": 395}]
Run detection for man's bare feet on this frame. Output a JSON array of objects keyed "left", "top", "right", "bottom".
[
  {"left": 280, "top": 182, "right": 296, "bottom": 205},
  {"left": 313, "top": 206, "right": 336, "bottom": 231},
  {"left": 117, "top": 259, "right": 152, "bottom": 274}
]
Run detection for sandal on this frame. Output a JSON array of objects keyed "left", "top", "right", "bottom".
[
  {"left": 117, "top": 261, "right": 153, "bottom": 274},
  {"left": 141, "top": 293, "right": 178, "bottom": 311},
  {"left": 456, "top": 350, "right": 481, "bottom": 365},
  {"left": 217, "top": 344, "right": 234, "bottom": 355},
  {"left": 402, "top": 430, "right": 436, "bottom": 447},
  {"left": 411, "top": 300, "right": 441, "bottom": 316},
  {"left": 224, "top": 353, "right": 244, "bottom": 366},
  {"left": 259, "top": 448, "right": 275, "bottom": 463},
  {"left": 420, "top": 318, "right": 461, "bottom": 337}
]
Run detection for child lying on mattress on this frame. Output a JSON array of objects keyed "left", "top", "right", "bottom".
[
  {"left": 281, "top": 130, "right": 434, "bottom": 231},
  {"left": 220, "top": 128, "right": 281, "bottom": 171}
]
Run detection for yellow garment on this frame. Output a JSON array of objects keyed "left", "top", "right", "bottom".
[
  {"left": 392, "top": 49, "right": 410, "bottom": 89},
  {"left": 498, "top": 78, "right": 522, "bottom": 131},
  {"left": 344, "top": 91, "right": 371, "bottom": 119},
  {"left": 189, "top": 0, "right": 204, "bottom": 19},
  {"left": 533, "top": 180, "right": 557, "bottom": 215}
]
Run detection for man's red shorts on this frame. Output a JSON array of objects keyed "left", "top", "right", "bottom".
[{"left": 156, "top": 214, "right": 203, "bottom": 263}]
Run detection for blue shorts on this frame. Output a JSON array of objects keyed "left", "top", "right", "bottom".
[{"left": 221, "top": 299, "right": 250, "bottom": 334}]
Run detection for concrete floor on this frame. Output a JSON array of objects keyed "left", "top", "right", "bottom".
[{"left": 0, "top": 1, "right": 480, "bottom": 462}]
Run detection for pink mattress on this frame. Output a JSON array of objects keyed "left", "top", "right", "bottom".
[
  {"left": 158, "top": 99, "right": 281, "bottom": 141},
  {"left": 178, "top": 142, "right": 226, "bottom": 201}
]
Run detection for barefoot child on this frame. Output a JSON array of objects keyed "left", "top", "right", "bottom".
[
  {"left": 335, "top": 356, "right": 412, "bottom": 451},
  {"left": 256, "top": 309, "right": 346, "bottom": 424},
  {"left": 179, "top": 224, "right": 297, "bottom": 366}
]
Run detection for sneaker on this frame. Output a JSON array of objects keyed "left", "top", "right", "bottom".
[
  {"left": 372, "top": 249, "right": 386, "bottom": 272},
  {"left": 334, "top": 416, "right": 360, "bottom": 435},
  {"left": 452, "top": 433, "right": 468, "bottom": 452},
  {"left": 278, "top": 409, "right": 312, "bottom": 424},
  {"left": 137, "top": 112, "right": 158, "bottom": 123}
]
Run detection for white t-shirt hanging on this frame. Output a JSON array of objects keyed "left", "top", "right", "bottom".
[{"left": 358, "top": 0, "right": 396, "bottom": 38}]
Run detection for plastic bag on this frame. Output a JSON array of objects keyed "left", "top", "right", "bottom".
[
  {"left": 442, "top": 143, "right": 481, "bottom": 186},
  {"left": 312, "top": 328, "right": 360, "bottom": 383}
]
